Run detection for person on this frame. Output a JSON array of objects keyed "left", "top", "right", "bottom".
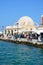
[
  {"left": 38, "top": 35, "right": 41, "bottom": 41},
  {"left": 20, "top": 33, "right": 24, "bottom": 38}
]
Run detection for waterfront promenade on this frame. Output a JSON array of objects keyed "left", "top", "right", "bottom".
[{"left": 0, "top": 37, "right": 43, "bottom": 49}]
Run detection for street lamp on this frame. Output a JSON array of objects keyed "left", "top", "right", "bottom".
[
  {"left": 2, "top": 26, "right": 4, "bottom": 33},
  {"left": 2, "top": 26, "right": 4, "bottom": 37},
  {"left": 16, "top": 22, "right": 19, "bottom": 35}
]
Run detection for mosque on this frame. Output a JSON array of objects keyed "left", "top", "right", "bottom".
[{"left": 3, "top": 15, "right": 43, "bottom": 36}]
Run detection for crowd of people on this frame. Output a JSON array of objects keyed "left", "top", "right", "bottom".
[
  {"left": 14, "top": 32, "right": 40, "bottom": 41},
  {"left": 0, "top": 31, "right": 41, "bottom": 41}
]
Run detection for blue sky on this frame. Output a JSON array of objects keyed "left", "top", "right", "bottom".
[{"left": 0, "top": 0, "right": 43, "bottom": 31}]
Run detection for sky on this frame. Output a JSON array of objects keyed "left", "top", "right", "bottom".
[{"left": 0, "top": 0, "right": 43, "bottom": 31}]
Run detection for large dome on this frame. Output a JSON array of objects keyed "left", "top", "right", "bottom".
[{"left": 18, "top": 16, "right": 34, "bottom": 28}]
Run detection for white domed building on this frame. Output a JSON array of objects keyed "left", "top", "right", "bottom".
[
  {"left": 18, "top": 16, "right": 35, "bottom": 30},
  {"left": 3, "top": 16, "right": 36, "bottom": 36},
  {"left": 18, "top": 16, "right": 34, "bottom": 27}
]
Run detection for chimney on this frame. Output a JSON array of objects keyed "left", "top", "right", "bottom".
[{"left": 41, "top": 15, "right": 43, "bottom": 25}]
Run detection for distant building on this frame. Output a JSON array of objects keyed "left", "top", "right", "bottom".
[
  {"left": 36, "top": 15, "right": 43, "bottom": 34},
  {"left": 41, "top": 15, "right": 43, "bottom": 25}
]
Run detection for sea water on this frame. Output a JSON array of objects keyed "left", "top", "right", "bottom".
[{"left": 0, "top": 41, "right": 43, "bottom": 65}]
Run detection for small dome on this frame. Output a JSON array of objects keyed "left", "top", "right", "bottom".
[{"left": 18, "top": 16, "right": 34, "bottom": 28}]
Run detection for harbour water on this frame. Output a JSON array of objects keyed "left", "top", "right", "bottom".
[{"left": 0, "top": 41, "right": 43, "bottom": 65}]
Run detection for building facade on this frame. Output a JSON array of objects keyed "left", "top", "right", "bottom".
[{"left": 3, "top": 16, "right": 38, "bottom": 36}]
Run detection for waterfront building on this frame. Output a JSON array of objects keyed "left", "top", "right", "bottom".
[
  {"left": 3, "top": 25, "right": 21, "bottom": 36},
  {"left": 3, "top": 16, "right": 41, "bottom": 36},
  {"left": 36, "top": 15, "right": 43, "bottom": 34},
  {"left": 41, "top": 15, "right": 43, "bottom": 25}
]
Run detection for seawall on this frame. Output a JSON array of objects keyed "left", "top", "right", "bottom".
[{"left": 0, "top": 38, "right": 43, "bottom": 49}]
